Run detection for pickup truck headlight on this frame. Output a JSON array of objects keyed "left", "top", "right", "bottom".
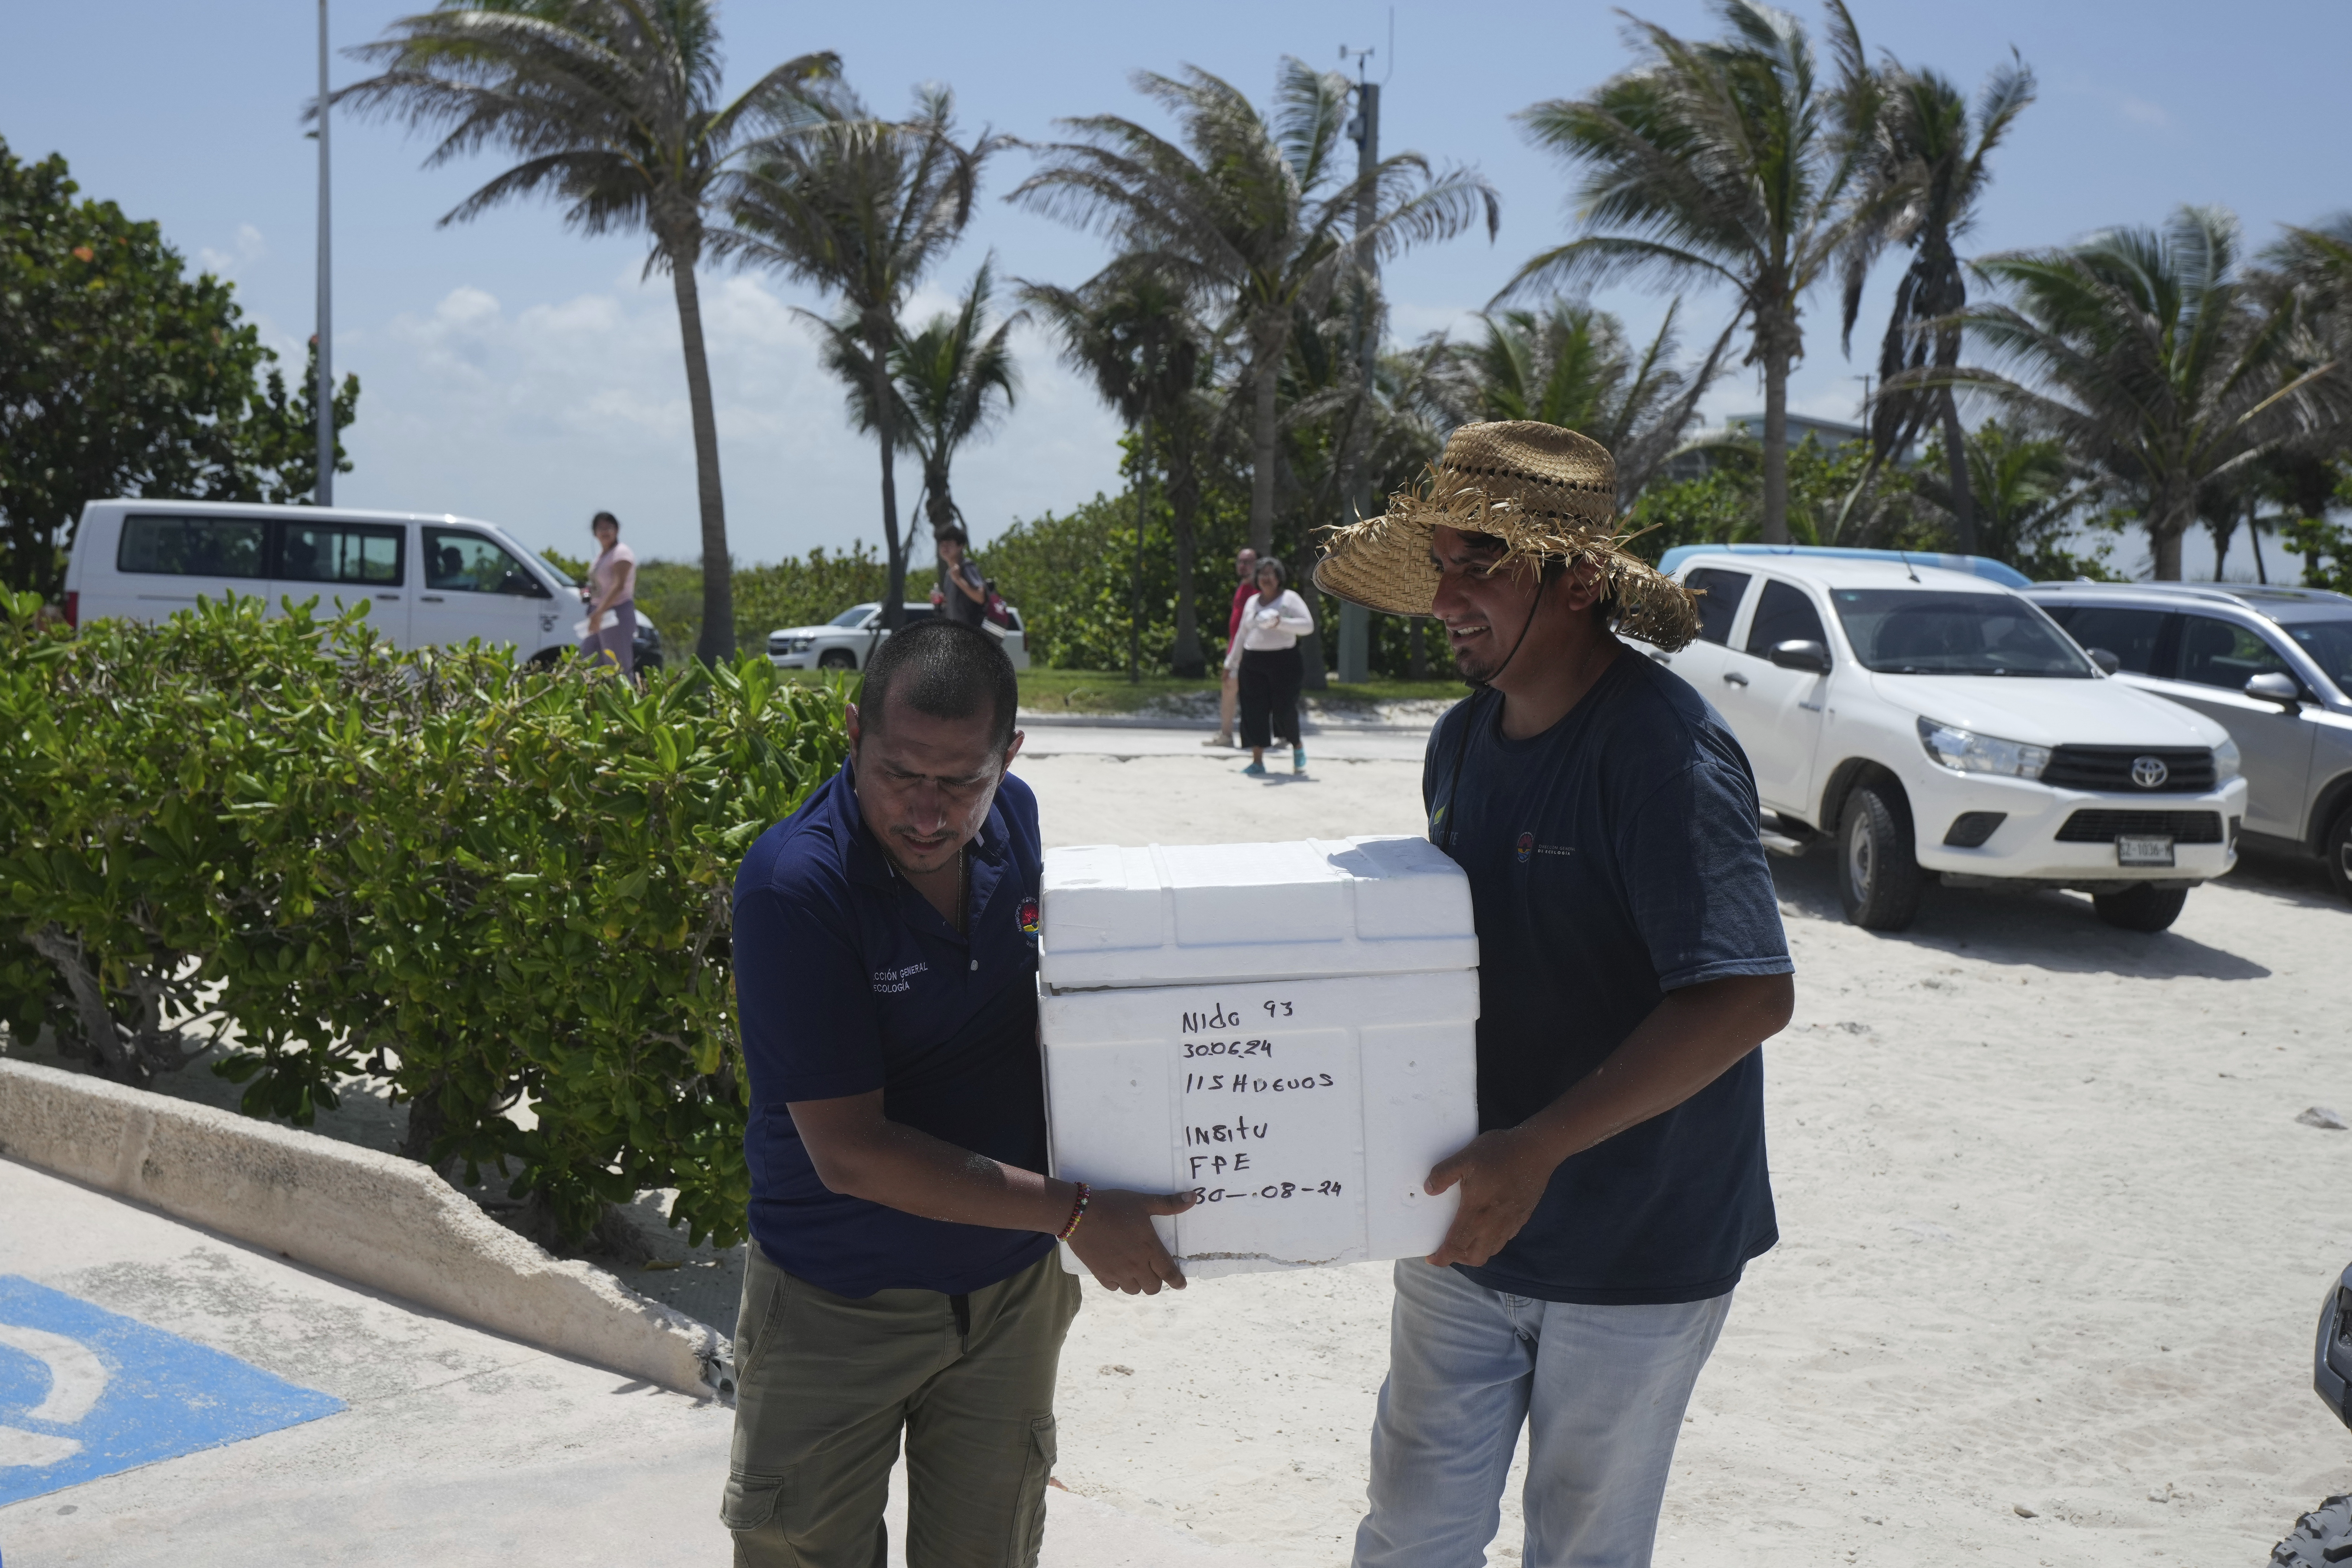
[
  {"left": 1917, "top": 717, "right": 2053, "bottom": 781},
  {"left": 770, "top": 635, "right": 814, "bottom": 655},
  {"left": 2213, "top": 738, "right": 2242, "bottom": 782}
]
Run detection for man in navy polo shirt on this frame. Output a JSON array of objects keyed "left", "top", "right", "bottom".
[{"left": 725, "top": 620, "right": 1192, "bottom": 1567}]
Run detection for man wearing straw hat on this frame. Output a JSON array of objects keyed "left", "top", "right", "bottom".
[{"left": 1317, "top": 421, "right": 1795, "bottom": 1568}]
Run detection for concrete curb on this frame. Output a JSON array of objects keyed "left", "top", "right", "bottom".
[
  {"left": 1016, "top": 711, "right": 1437, "bottom": 734},
  {"left": 0, "top": 1057, "right": 728, "bottom": 1400}
]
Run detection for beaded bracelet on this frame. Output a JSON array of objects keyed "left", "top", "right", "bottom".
[{"left": 1055, "top": 1183, "right": 1092, "bottom": 1241}]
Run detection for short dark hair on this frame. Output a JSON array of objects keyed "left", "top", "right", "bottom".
[
  {"left": 591, "top": 511, "right": 620, "bottom": 532},
  {"left": 859, "top": 619, "right": 1018, "bottom": 751},
  {"left": 935, "top": 526, "right": 970, "bottom": 549},
  {"left": 1254, "top": 556, "right": 1287, "bottom": 590}
]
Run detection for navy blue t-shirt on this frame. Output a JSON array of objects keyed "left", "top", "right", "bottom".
[
  {"left": 732, "top": 761, "right": 1054, "bottom": 1298},
  {"left": 1425, "top": 650, "right": 1791, "bottom": 1304}
]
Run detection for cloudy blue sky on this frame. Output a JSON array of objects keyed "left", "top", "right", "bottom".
[{"left": 6, "top": 1, "right": 2347, "bottom": 572}]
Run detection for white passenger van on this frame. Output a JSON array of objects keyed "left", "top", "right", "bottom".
[{"left": 61, "top": 499, "right": 647, "bottom": 666}]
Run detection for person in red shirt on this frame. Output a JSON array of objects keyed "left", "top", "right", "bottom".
[{"left": 1207, "top": 547, "right": 1259, "bottom": 748}]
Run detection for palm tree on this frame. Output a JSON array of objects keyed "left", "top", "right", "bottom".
[
  {"left": 888, "top": 260, "right": 1022, "bottom": 541},
  {"left": 1013, "top": 59, "right": 1497, "bottom": 558},
  {"left": 725, "top": 85, "right": 1002, "bottom": 627},
  {"left": 1429, "top": 296, "right": 1733, "bottom": 504},
  {"left": 1023, "top": 263, "right": 1211, "bottom": 676},
  {"left": 1838, "top": 53, "right": 2036, "bottom": 554},
  {"left": 334, "top": 0, "right": 835, "bottom": 663},
  {"left": 1507, "top": 0, "right": 1889, "bottom": 543},
  {"left": 1913, "top": 420, "right": 2103, "bottom": 577},
  {"left": 1934, "top": 207, "right": 2347, "bottom": 579}
]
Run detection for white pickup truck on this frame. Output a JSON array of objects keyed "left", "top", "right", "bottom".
[
  {"left": 1640, "top": 551, "right": 2246, "bottom": 933},
  {"left": 61, "top": 499, "right": 657, "bottom": 668}
]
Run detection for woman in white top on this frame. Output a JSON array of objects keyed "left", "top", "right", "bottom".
[
  {"left": 1226, "top": 556, "right": 1315, "bottom": 776},
  {"left": 581, "top": 510, "right": 638, "bottom": 675}
]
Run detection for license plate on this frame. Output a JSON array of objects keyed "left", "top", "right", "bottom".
[{"left": 2117, "top": 835, "right": 2175, "bottom": 867}]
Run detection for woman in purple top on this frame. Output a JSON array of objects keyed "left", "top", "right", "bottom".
[{"left": 581, "top": 510, "right": 637, "bottom": 674}]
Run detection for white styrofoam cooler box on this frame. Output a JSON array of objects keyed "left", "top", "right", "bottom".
[{"left": 1038, "top": 837, "right": 1481, "bottom": 1279}]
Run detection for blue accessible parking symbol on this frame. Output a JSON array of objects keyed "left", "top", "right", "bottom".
[{"left": 0, "top": 1275, "right": 344, "bottom": 1507}]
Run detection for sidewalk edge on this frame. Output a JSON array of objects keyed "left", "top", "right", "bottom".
[{"left": 0, "top": 1056, "right": 727, "bottom": 1400}]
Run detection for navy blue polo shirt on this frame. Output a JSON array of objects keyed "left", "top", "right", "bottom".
[
  {"left": 732, "top": 761, "right": 1053, "bottom": 1298},
  {"left": 1426, "top": 652, "right": 1790, "bottom": 1304}
]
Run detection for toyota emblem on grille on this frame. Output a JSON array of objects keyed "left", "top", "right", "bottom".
[{"left": 2131, "top": 755, "right": 2169, "bottom": 789}]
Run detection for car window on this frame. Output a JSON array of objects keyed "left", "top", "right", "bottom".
[
  {"left": 2285, "top": 619, "right": 2352, "bottom": 691},
  {"left": 2176, "top": 615, "right": 2289, "bottom": 689},
  {"left": 1742, "top": 580, "right": 1828, "bottom": 657},
  {"left": 117, "top": 515, "right": 267, "bottom": 579},
  {"left": 1830, "top": 588, "right": 2091, "bottom": 676},
  {"left": 422, "top": 529, "right": 548, "bottom": 598},
  {"left": 829, "top": 606, "right": 874, "bottom": 628},
  {"left": 903, "top": 604, "right": 936, "bottom": 623},
  {"left": 1004, "top": 608, "right": 1023, "bottom": 632},
  {"left": 2045, "top": 605, "right": 2168, "bottom": 675},
  {"left": 1684, "top": 568, "right": 1752, "bottom": 646},
  {"left": 275, "top": 521, "right": 403, "bottom": 586}
]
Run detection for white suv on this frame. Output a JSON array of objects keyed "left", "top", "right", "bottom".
[
  {"left": 62, "top": 499, "right": 655, "bottom": 667},
  {"left": 766, "top": 601, "right": 1030, "bottom": 672},
  {"left": 1644, "top": 552, "right": 2248, "bottom": 932}
]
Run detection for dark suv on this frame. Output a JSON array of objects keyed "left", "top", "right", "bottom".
[{"left": 2026, "top": 582, "right": 2352, "bottom": 903}]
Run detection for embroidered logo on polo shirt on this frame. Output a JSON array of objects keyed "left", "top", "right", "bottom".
[
  {"left": 1018, "top": 897, "right": 1039, "bottom": 937},
  {"left": 871, "top": 961, "right": 928, "bottom": 994},
  {"left": 1515, "top": 831, "right": 1534, "bottom": 863}
]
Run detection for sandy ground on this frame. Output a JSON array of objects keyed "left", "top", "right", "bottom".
[
  {"left": 1014, "top": 748, "right": 2352, "bottom": 1567},
  {"left": 12, "top": 737, "right": 2346, "bottom": 1565}
]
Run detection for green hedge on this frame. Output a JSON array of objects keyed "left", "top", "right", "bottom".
[{"left": 0, "top": 591, "right": 848, "bottom": 1246}]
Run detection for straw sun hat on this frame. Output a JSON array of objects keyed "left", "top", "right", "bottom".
[{"left": 1312, "top": 420, "right": 1700, "bottom": 652}]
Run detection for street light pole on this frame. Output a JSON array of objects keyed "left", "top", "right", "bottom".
[
  {"left": 315, "top": 0, "right": 334, "bottom": 506},
  {"left": 1333, "top": 52, "right": 1381, "bottom": 688}
]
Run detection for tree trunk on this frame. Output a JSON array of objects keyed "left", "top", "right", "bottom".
[
  {"left": 1248, "top": 346, "right": 1279, "bottom": 556},
  {"left": 2151, "top": 492, "right": 2187, "bottom": 581},
  {"left": 669, "top": 250, "right": 734, "bottom": 662},
  {"left": 1168, "top": 436, "right": 1205, "bottom": 678},
  {"left": 2250, "top": 499, "right": 2269, "bottom": 584},
  {"left": 869, "top": 320, "right": 906, "bottom": 628},
  {"left": 925, "top": 460, "right": 956, "bottom": 536},
  {"left": 1760, "top": 341, "right": 1791, "bottom": 545},
  {"left": 1937, "top": 389, "right": 1977, "bottom": 556},
  {"left": 1130, "top": 416, "right": 1148, "bottom": 685}
]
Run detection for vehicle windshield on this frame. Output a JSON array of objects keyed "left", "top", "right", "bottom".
[
  {"left": 830, "top": 605, "right": 876, "bottom": 627},
  {"left": 531, "top": 549, "right": 577, "bottom": 588},
  {"left": 2287, "top": 617, "right": 2352, "bottom": 690},
  {"left": 1831, "top": 589, "right": 2093, "bottom": 677}
]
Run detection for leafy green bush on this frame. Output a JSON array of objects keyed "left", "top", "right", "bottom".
[{"left": 0, "top": 591, "right": 848, "bottom": 1246}]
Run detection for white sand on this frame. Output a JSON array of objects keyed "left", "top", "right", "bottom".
[{"left": 1013, "top": 747, "right": 2352, "bottom": 1566}]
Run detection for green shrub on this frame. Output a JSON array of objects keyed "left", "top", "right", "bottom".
[{"left": 0, "top": 591, "right": 848, "bottom": 1246}]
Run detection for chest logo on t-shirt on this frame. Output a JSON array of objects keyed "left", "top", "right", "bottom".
[
  {"left": 1515, "top": 831, "right": 1534, "bottom": 863},
  {"left": 1018, "top": 897, "right": 1039, "bottom": 937},
  {"left": 871, "top": 961, "right": 928, "bottom": 994}
]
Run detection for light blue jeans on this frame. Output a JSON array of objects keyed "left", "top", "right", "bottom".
[{"left": 1353, "top": 1259, "right": 1733, "bottom": 1568}]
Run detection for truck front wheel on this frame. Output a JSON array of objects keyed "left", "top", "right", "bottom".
[
  {"left": 2091, "top": 883, "right": 2188, "bottom": 932},
  {"left": 1837, "top": 782, "right": 1923, "bottom": 931},
  {"left": 2325, "top": 805, "right": 2352, "bottom": 906}
]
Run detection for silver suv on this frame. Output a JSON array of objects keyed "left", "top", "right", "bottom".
[{"left": 2024, "top": 582, "right": 2352, "bottom": 902}]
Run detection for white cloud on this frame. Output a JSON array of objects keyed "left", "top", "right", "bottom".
[
  {"left": 197, "top": 223, "right": 267, "bottom": 278},
  {"left": 338, "top": 270, "right": 1122, "bottom": 566}
]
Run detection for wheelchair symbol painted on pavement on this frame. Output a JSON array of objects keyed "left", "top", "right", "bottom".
[{"left": 0, "top": 1276, "right": 343, "bottom": 1506}]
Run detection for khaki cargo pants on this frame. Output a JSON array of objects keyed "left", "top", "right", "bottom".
[{"left": 722, "top": 1242, "right": 1082, "bottom": 1568}]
